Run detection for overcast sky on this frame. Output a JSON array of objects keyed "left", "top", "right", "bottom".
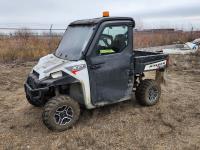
[{"left": 0, "top": 0, "right": 200, "bottom": 30}]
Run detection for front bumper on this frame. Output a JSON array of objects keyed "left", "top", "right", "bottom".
[
  {"left": 24, "top": 83, "right": 49, "bottom": 101},
  {"left": 24, "top": 72, "right": 78, "bottom": 101},
  {"left": 24, "top": 73, "right": 51, "bottom": 101}
]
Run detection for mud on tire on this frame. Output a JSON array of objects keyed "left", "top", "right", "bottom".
[
  {"left": 42, "top": 95, "right": 80, "bottom": 131},
  {"left": 136, "top": 79, "right": 161, "bottom": 106}
]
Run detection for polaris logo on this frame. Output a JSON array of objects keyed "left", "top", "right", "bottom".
[
  {"left": 65, "top": 64, "right": 86, "bottom": 74},
  {"left": 72, "top": 64, "right": 86, "bottom": 71}
]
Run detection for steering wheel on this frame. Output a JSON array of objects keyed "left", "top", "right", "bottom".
[{"left": 99, "top": 34, "right": 113, "bottom": 47}]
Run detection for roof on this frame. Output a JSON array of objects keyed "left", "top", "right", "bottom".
[{"left": 69, "top": 17, "right": 135, "bottom": 26}]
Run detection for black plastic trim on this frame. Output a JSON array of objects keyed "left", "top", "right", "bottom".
[
  {"left": 25, "top": 73, "right": 79, "bottom": 101},
  {"left": 70, "top": 17, "right": 135, "bottom": 27}
]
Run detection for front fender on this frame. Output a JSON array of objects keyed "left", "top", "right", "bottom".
[{"left": 42, "top": 74, "right": 79, "bottom": 87}]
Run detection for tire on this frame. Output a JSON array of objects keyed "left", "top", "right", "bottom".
[
  {"left": 26, "top": 94, "right": 45, "bottom": 107},
  {"left": 135, "top": 79, "right": 161, "bottom": 106},
  {"left": 42, "top": 95, "right": 80, "bottom": 131}
]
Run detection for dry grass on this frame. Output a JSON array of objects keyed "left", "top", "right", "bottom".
[
  {"left": 0, "top": 31, "right": 61, "bottom": 62},
  {"left": 0, "top": 52, "right": 200, "bottom": 149},
  {"left": 134, "top": 31, "right": 200, "bottom": 48},
  {"left": 0, "top": 30, "right": 200, "bottom": 62}
]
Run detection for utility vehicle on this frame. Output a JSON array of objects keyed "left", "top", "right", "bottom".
[{"left": 25, "top": 12, "right": 169, "bottom": 131}]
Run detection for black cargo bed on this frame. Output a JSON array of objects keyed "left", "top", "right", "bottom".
[{"left": 134, "top": 51, "right": 168, "bottom": 74}]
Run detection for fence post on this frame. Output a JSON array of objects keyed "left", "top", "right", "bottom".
[
  {"left": 49, "top": 24, "right": 53, "bottom": 50},
  {"left": 190, "top": 26, "right": 194, "bottom": 41}
]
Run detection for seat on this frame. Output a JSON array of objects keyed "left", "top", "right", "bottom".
[{"left": 112, "top": 34, "right": 127, "bottom": 52}]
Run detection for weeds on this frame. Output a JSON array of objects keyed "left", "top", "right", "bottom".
[
  {"left": 134, "top": 31, "right": 200, "bottom": 48},
  {"left": 0, "top": 30, "right": 61, "bottom": 62}
]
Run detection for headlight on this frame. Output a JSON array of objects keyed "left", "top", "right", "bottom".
[{"left": 51, "top": 71, "right": 63, "bottom": 79}]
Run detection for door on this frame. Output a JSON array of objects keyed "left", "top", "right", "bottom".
[{"left": 87, "top": 23, "right": 133, "bottom": 105}]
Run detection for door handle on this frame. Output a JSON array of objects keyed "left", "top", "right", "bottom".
[
  {"left": 89, "top": 62, "right": 104, "bottom": 69},
  {"left": 90, "top": 64, "right": 101, "bottom": 69}
]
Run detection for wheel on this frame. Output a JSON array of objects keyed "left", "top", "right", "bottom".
[
  {"left": 26, "top": 94, "right": 45, "bottom": 107},
  {"left": 135, "top": 79, "right": 161, "bottom": 106},
  {"left": 42, "top": 95, "right": 80, "bottom": 131}
]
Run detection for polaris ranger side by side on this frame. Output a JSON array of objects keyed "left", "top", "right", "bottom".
[{"left": 24, "top": 13, "right": 169, "bottom": 131}]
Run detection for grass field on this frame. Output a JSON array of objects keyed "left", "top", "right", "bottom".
[
  {"left": 0, "top": 29, "right": 200, "bottom": 149},
  {"left": 0, "top": 52, "right": 199, "bottom": 149},
  {"left": 0, "top": 35, "right": 60, "bottom": 62}
]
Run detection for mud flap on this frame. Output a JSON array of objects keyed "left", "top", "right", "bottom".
[{"left": 155, "top": 70, "right": 167, "bottom": 85}]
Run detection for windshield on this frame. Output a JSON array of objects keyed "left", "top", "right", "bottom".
[{"left": 55, "top": 25, "right": 94, "bottom": 60}]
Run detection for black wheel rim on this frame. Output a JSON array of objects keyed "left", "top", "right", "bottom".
[
  {"left": 54, "top": 105, "right": 73, "bottom": 125},
  {"left": 148, "top": 87, "right": 158, "bottom": 102}
]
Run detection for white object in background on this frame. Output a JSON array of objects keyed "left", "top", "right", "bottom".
[
  {"left": 162, "top": 42, "right": 198, "bottom": 55},
  {"left": 185, "top": 42, "right": 198, "bottom": 50},
  {"left": 193, "top": 38, "right": 200, "bottom": 46},
  {"left": 162, "top": 48, "right": 198, "bottom": 54}
]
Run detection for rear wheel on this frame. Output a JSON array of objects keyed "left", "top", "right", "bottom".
[
  {"left": 135, "top": 79, "right": 161, "bottom": 106},
  {"left": 42, "top": 95, "right": 80, "bottom": 131}
]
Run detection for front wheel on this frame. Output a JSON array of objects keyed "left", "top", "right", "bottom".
[
  {"left": 135, "top": 79, "right": 161, "bottom": 106},
  {"left": 42, "top": 95, "right": 80, "bottom": 131}
]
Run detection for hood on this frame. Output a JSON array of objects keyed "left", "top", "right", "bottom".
[{"left": 33, "top": 54, "right": 72, "bottom": 80}]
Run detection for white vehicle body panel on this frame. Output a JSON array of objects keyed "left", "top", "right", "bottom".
[{"left": 32, "top": 54, "right": 95, "bottom": 109}]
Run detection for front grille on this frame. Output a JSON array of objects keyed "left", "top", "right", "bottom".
[{"left": 27, "top": 76, "right": 38, "bottom": 89}]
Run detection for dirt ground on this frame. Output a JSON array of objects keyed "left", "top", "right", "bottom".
[{"left": 0, "top": 52, "right": 200, "bottom": 150}]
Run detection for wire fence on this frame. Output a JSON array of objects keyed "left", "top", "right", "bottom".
[
  {"left": 0, "top": 26, "right": 66, "bottom": 37},
  {"left": 0, "top": 26, "right": 199, "bottom": 50},
  {"left": 0, "top": 26, "right": 66, "bottom": 52},
  {"left": 0, "top": 26, "right": 200, "bottom": 62}
]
